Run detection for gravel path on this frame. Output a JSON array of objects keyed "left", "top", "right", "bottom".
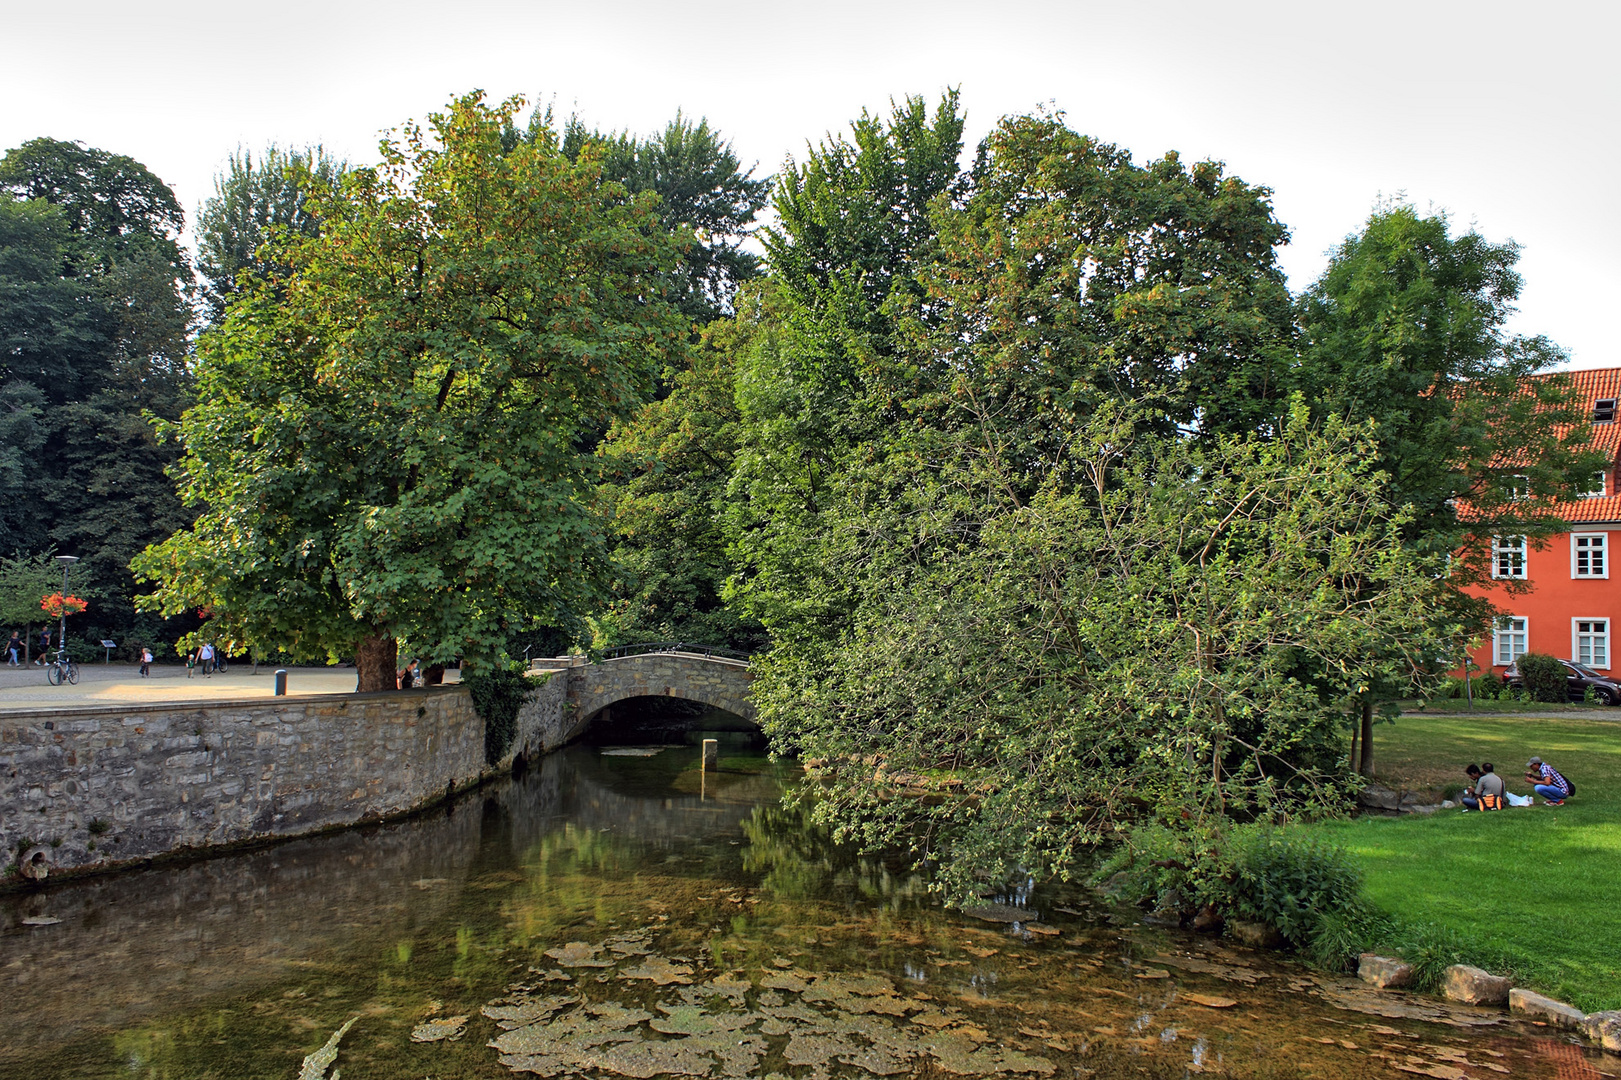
[{"left": 0, "top": 663, "right": 454, "bottom": 713}]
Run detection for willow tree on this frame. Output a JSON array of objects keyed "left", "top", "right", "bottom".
[{"left": 133, "top": 93, "right": 687, "bottom": 690}]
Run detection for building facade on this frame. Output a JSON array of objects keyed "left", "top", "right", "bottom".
[{"left": 1465, "top": 367, "right": 1621, "bottom": 677}]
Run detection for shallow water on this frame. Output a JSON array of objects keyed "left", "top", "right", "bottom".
[{"left": 0, "top": 737, "right": 1610, "bottom": 1079}]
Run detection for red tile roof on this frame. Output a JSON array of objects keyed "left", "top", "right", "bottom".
[{"left": 1536, "top": 366, "right": 1621, "bottom": 524}]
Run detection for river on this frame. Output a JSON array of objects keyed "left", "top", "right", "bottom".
[{"left": 0, "top": 733, "right": 1607, "bottom": 1079}]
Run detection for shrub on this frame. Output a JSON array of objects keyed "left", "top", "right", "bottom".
[
  {"left": 1432, "top": 677, "right": 1466, "bottom": 700},
  {"left": 1516, "top": 653, "right": 1567, "bottom": 703},
  {"left": 1302, "top": 899, "right": 1395, "bottom": 972},
  {"left": 1093, "top": 822, "right": 1366, "bottom": 949},
  {"left": 1211, "top": 828, "right": 1365, "bottom": 946},
  {"left": 464, "top": 665, "right": 534, "bottom": 765}
]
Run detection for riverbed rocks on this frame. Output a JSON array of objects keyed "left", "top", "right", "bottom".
[
  {"left": 1508, "top": 988, "right": 1586, "bottom": 1030},
  {"left": 1442, "top": 965, "right": 1510, "bottom": 1006},
  {"left": 1358, "top": 954, "right": 1414, "bottom": 989},
  {"left": 1581, "top": 1010, "right": 1621, "bottom": 1052},
  {"left": 1227, "top": 920, "right": 1285, "bottom": 949}
]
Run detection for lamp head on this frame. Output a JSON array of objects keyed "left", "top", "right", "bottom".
[{"left": 55, "top": 555, "right": 79, "bottom": 566}]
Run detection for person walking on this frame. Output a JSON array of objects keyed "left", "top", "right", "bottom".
[
  {"left": 6, "top": 630, "right": 19, "bottom": 666},
  {"left": 139, "top": 645, "right": 153, "bottom": 678},
  {"left": 1524, "top": 757, "right": 1574, "bottom": 805},
  {"left": 198, "top": 641, "right": 215, "bottom": 677},
  {"left": 35, "top": 626, "right": 51, "bottom": 665}
]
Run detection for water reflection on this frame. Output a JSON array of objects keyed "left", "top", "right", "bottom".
[{"left": 0, "top": 739, "right": 1608, "bottom": 1080}]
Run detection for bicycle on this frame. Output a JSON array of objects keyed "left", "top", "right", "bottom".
[{"left": 44, "top": 648, "right": 79, "bottom": 686}]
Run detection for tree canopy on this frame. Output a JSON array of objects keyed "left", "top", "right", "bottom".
[
  {"left": 194, "top": 144, "right": 346, "bottom": 327},
  {"left": 0, "top": 138, "right": 194, "bottom": 654},
  {"left": 132, "top": 92, "right": 688, "bottom": 688}
]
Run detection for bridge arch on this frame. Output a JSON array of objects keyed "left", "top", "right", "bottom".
[{"left": 564, "top": 651, "right": 756, "bottom": 727}]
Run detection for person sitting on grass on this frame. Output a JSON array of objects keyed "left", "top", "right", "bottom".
[
  {"left": 1524, "top": 756, "right": 1573, "bottom": 805},
  {"left": 1462, "top": 763, "right": 1506, "bottom": 811}
]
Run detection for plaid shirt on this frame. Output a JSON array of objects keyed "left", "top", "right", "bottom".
[{"left": 1537, "top": 763, "right": 1571, "bottom": 795}]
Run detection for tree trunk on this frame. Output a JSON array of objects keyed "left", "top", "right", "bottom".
[
  {"left": 422, "top": 663, "right": 445, "bottom": 686},
  {"left": 354, "top": 632, "right": 398, "bottom": 693},
  {"left": 1357, "top": 699, "right": 1375, "bottom": 778}
]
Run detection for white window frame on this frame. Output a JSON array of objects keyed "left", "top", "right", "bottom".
[
  {"left": 1492, "top": 535, "right": 1527, "bottom": 580},
  {"left": 1494, "top": 616, "right": 1529, "bottom": 666},
  {"left": 1581, "top": 472, "right": 1607, "bottom": 498},
  {"left": 1573, "top": 618, "right": 1610, "bottom": 670},
  {"left": 1573, "top": 532, "right": 1609, "bottom": 579},
  {"left": 1510, "top": 474, "right": 1531, "bottom": 500}
]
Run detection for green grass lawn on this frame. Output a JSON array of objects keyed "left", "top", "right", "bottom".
[{"left": 1312, "top": 711, "right": 1621, "bottom": 1012}]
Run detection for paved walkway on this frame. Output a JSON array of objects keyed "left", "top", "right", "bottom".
[{"left": 0, "top": 662, "right": 458, "bottom": 713}]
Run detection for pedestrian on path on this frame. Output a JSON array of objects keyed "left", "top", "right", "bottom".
[
  {"left": 6, "top": 631, "right": 19, "bottom": 666},
  {"left": 139, "top": 646, "right": 152, "bottom": 677},
  {"left": 198, "top": 642, "right": 215, "bottom": 677},
  {"left": 36, "top": 626, "right": 50, "bottom": 665}
]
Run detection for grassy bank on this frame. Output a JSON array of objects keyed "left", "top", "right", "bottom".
[{"left": 1312, "top": 711, "right": 1621, "bottom": 1011}]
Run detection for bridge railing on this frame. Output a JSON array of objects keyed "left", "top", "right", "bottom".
[{"left": 599, "top": 641, "right": 753, "bottom": 663}]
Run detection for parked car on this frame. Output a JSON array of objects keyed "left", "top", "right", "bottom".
[{"left": 1501, "top": 658, "right": 1621, "bottom": 704}]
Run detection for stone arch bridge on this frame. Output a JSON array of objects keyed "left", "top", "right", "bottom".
[
  {"left": 511, "top": 644, "right": 757, "bottom": 758},
  {"left": 537, "top": 644, "right": 756, "bottom": 726}
]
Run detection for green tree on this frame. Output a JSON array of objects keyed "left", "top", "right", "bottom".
[
  {"left": 195, "top": 144, "right": 346, "bottom": 326},
  {"left": 0, "top": 550, "right": 60, "bottom": 656},
  {"left": 0, "top": 139, "right": 195, "bottom": 656},
  {"left": 726, "top": 92, "right": 968, "bottom": 639},
  {"left": 593, "top": 289, "right": 767, "bottom": 651},
  {"left": 755, "top": 403, "right": 1450, "bottom": 902},
  {"left": 133, "top": 92, "right": 687, "bottom": 690},
  {"left": 1292, "top": 205, "right": 1603, "bottom": 773},
  {"left": 557, "top": 112, "right": 770, "bottom": 327}
]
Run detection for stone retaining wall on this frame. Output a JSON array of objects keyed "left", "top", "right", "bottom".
[
  {"left": 0, "top": 685, "right": 511, "bottom": 882},
  {"left": 0, "top": 655, "right": 752, "bottom": 883}
]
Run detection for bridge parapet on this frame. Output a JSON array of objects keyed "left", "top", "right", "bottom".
[{"left": 528, "top": 648, "right": 756, "bottom": 726}]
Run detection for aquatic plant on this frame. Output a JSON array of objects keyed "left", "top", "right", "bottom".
[{"left": 297, "top": 1016, "right": 356, "bottom": 1080}]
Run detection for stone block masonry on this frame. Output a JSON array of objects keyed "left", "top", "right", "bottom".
[
  {"left": 0, "top": 652, "right": 753, "bottom": 883},
  {"left": 0, "top": 687, "right": 505, "bottom": 882}
]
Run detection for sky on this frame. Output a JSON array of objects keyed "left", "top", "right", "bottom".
[{"left": 4, "top": 0, "right": 1616, "bottom": 367}]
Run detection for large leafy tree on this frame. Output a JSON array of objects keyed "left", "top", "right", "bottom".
[
  {"left": 555, "top": 111, "right": 770, "bottom": 327},
  {"left": 194, "top": 144, "right": 345, "bottom": 327},
  {"left": 726, "top": 92, "right": 968, "bottom": 639},
  {"left": 133, "top": 93, "right": 688, "bottom": 690},
  {"left": 0, "top": 139, "right": 194, "bottom": 653},
  {"left": 1292, "top": 205, "right": 1602, "bottom": 773},
  {"left": 757, "top": 403, "right": 1449, "bottom": 902},
  {"left": 593, "top": 289, "right": 769, "bottom": 651}
]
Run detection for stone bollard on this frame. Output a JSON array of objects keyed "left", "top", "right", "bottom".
[
  {"left": 274, "top": 669, "right": 288, "bottom": 696},
  {"left": 702, "top": 739, "right": 719, "bottom": 773}
]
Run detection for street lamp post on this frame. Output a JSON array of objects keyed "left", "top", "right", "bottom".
[{"left": 54, "top": 555, "right": 78, "bottom": 657}]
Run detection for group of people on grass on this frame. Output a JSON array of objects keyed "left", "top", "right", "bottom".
[{"left": 1461, "top": 756, "right": 1574, "bottom": 811}]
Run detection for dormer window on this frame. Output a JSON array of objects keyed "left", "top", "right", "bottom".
[{"left": 1596, "top": 399, "right": 1617, "bottom": 424}]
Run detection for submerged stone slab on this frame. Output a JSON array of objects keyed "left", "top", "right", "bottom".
[
  {"left": 1443, "top": 965, "right": 1510, "bottom": 1006},
  {"left": 1509, "top": 988, "right": 1584, "bottom": 1030}
]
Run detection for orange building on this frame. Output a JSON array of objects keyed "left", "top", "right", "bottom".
[{"left": 1465, "top": 367, "right": 1621, "bottom": 680}]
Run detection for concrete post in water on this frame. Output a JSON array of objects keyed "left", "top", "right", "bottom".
[
  {"left": 702, "top": 738, "right": 719, "bottom": 772},
  {"left": 274, "top": 669, "right": 288, "bottom": 696}
]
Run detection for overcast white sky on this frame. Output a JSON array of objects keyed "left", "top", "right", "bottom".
[{"left": 4, "top": 0, "right": 1615, "bottom": 366}]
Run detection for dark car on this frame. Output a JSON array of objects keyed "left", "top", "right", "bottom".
[{"left": 1502, "top": 658, "right": 1621, "bottom": 705}]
